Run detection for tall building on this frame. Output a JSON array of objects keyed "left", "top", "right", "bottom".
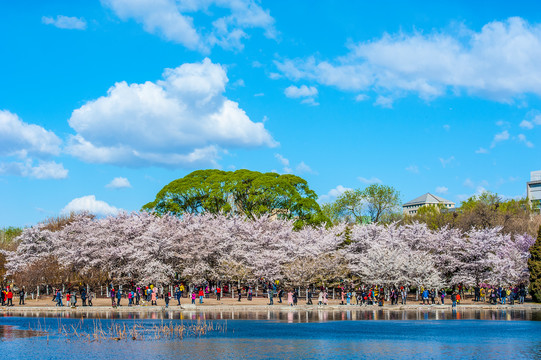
[
  {"left": 403, "top": 193, "right": 455, "bottom": 215},
  {"left": 527, "top": 170, "right": 541, "bottom": 213}
]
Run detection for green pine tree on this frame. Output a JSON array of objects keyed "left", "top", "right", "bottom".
[{"left": 528, "top": 226, "right": 541, "bottom": 302}]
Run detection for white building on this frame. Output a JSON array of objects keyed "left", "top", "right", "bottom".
[
  {"left": 527, "top": 170, "right": 541, "bottom": 213},
  {"left": 403, "top": 193, "right": 455, "bottom": 215}
]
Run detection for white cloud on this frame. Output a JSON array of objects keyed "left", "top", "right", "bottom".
[
  {"left": 518, "top": 133, "right": 534, "bottom": 148},
  {"left": 284, "top": 85, "right": 318, "bottom": 98},
  {"left": 319, "top": 185, "right": 352, "bottom": 202},
  {"left": 274, "top": 153, "right": 289, "bottom": 167},
  {"left": 295, "top": 161, "right": 314, "bottom": 174},
  {"left": 519, "top": 114, "right": 541, "bottom": 129},
  {"left": 520, "top": 120, "right": 534, "bottom": 129},
  {"left": 496, "top": 120, "right": 510, "bottom": 128},
  {"left": 61, "top": 195, "right": 120, "bottom": 216},
  {"left": 274, "top": 153, "right": 291, "bottom": 173},
  {"left": 274, "top": 154, "right": 314, "bottom": 174},
  {"left": 42, "top": 15, "right": 87, "bottom": 30},
  {"left": 0, "top": 111, "right": 66, "bottom": 180},
  {"left": 0, "top": 160, "right": 68, "bottom": 179},
  {"left": 284, "top": 85, "right": 319, "bottom": 106},
  {"left": 66, "top": 58, "right": 276, "bottom": 168},
  {"left": 439, "top": 156, "right": 455, "bottom": 168},
  {"left": 374, "top": 95, "right": 393, "bottom": 108},
  {"left": 300, "top": 98, "right": 319, "bottom": 106},
  {"left": 355, "top": 94, "right": 369, "bottom": 102},
  {"left": 476, "top": 186, "right": 488, "bottom": 195},
  {"left": 232, "top": 79, "right": 245, "bottom": 87},
  {"left": 463, "top": 178, "right": 474, "bottom": 188},
  {"left": 491, "top": 130, "right": 510, "bottom": 148},
  {"left": 405, "top": 165, "right": 419, "bottom": 173},
  {"left": 475, "top": 147, "right": 489, "bottom": 154},
  {"left": 0, "top": 110, "right": 61, "bottom": 158},
  {"left": 435, "top": 186, "right": 448, "bottom": 194},
  {"left": 276, "top": 17, "right": 541, "bottom": 102},
  {"left": 106, "top": 177, "right": 132, "bottom": 189},
  {"left": 358, "top": 176, "right": 382, "bottom": 184},
  {"left": 102, "top": 0, "right": 276, "bottom": 52}
]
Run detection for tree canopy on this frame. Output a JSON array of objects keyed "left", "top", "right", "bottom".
[
  {"left": 321, "top": 184, "right": 401, "bottom": 224},
  {"left": 528, "top": 226, "right": 541, "bottom": 302},
  {"left": 143, "top": 169, "right": 328, "bottom": 229}
]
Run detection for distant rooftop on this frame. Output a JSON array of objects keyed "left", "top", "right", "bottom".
[
  {"left": 531, "top": 170, "right": 541, "bottom": 182},
  {"left": 403, "top": 193, "right": 455, "bottom": 207}
]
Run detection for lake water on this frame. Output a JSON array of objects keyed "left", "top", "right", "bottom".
[{"left": 1, "top": 309, "right": 541, "bottom": 359}]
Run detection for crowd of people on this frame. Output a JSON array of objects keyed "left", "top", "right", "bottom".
[
  {"left": 52, "top": 288, "right": 94, "bottom": 307},
  {"left": 1, "top": 282, "right": 531, "bottom": 308},
  {"left": 0, "top": 286, "right": 25, "bottom": 306}
]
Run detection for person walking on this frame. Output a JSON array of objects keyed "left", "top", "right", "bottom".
[
  {"left": 323, "top": 290, "right": 328, "bottom": 305},
  {"left": 451, "top": 292, "right": 457, "bottom": 308},
  {"left": 151, "top": 289, "right": 157, "bottom": 306},
  {"left": 19, "top": 287, "right": 25, "bottom": 305},
  {"left": 179, "top": 283, "right": 185, "bottom": 298},
  {"left": 81, "top": 288, "right": 87, "bottom": 306},
  {"left": 191, "top": 291, "right": 196, "bottom": 305},
  {"left": 116, "top": 289, "right": 122, "bottom": 306},
  {"left": 287, "top": 290, "right": 293, "bottom": 306},
  {"left": 278, "top": 289, "right": 283, "bottom": 303},
  {"left": 440, "top": 289, "right": 446, "bottom": 304},
  {"left": 164, "top": 291, "right": 170, "bottom": 308},
  {"left": 216, "top": 286, "right": 221, "bottom": 301},
  {"left": 422, "top": 288, "right": 429, "bottom": 305},
  {"left": 110, "top": 287, "right": 116, "bottom": 307},
  {"left": 401, "top": 287, "right": 407, "bottom": 305},
  {"left": 6, "top": 288, "right": 13, "bottom": 306},
  {"left": 519, "top": 286, "right": 526, "bottom": 304},
  {"left": 237, "top": 288, "right": 242, "bottom": 302},
  {"left": 307, "top": 289, "right": 313, "bottom": 305},
  {"left": 268, "top": 286, "right": 274, "bottom": 305},
  {"left": 176, "top": 288, "right": 182, "bottom": 305},
  {"left": 56, "top": 289, "right": 63, "bottom": 307},
  {"left": 198, "top": 288, "right": 204, "bottom": 304},
  {"left": 88, "top": 291, "right": 93, "bottom": 306}
]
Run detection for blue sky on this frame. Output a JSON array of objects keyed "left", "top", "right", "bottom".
[{"left": 1, "top": 0, "right": 541, "bottom": 227}]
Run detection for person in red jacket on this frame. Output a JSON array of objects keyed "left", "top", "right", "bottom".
[
  {"left": 198, "top": 288, "right": 204, "bottom": 304},
  {"left": 7, "top": 288, "right": 13, "bottom": 306}
]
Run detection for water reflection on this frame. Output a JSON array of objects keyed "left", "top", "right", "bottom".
[
  {"left": 0, "top": 325, "right": 46, "bottom": 339},
  {"left": 2, "top": 308, "right": 540, "bottom": 322}
]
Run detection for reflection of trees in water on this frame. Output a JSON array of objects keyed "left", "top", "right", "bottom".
[{"left": 2, "top": 308, "right": 538, "bottom": 323}]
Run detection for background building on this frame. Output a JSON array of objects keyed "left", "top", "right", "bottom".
[
  {"left": 527, "top": 170, "right": 541, "bottom": 213},
  {"left": 403, "top": 193, "right": 455, "bottom": 215}
]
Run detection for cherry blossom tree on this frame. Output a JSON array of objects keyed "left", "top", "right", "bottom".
[{"left": 2, "top": 213, "right": 535, "bottom": 291}]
